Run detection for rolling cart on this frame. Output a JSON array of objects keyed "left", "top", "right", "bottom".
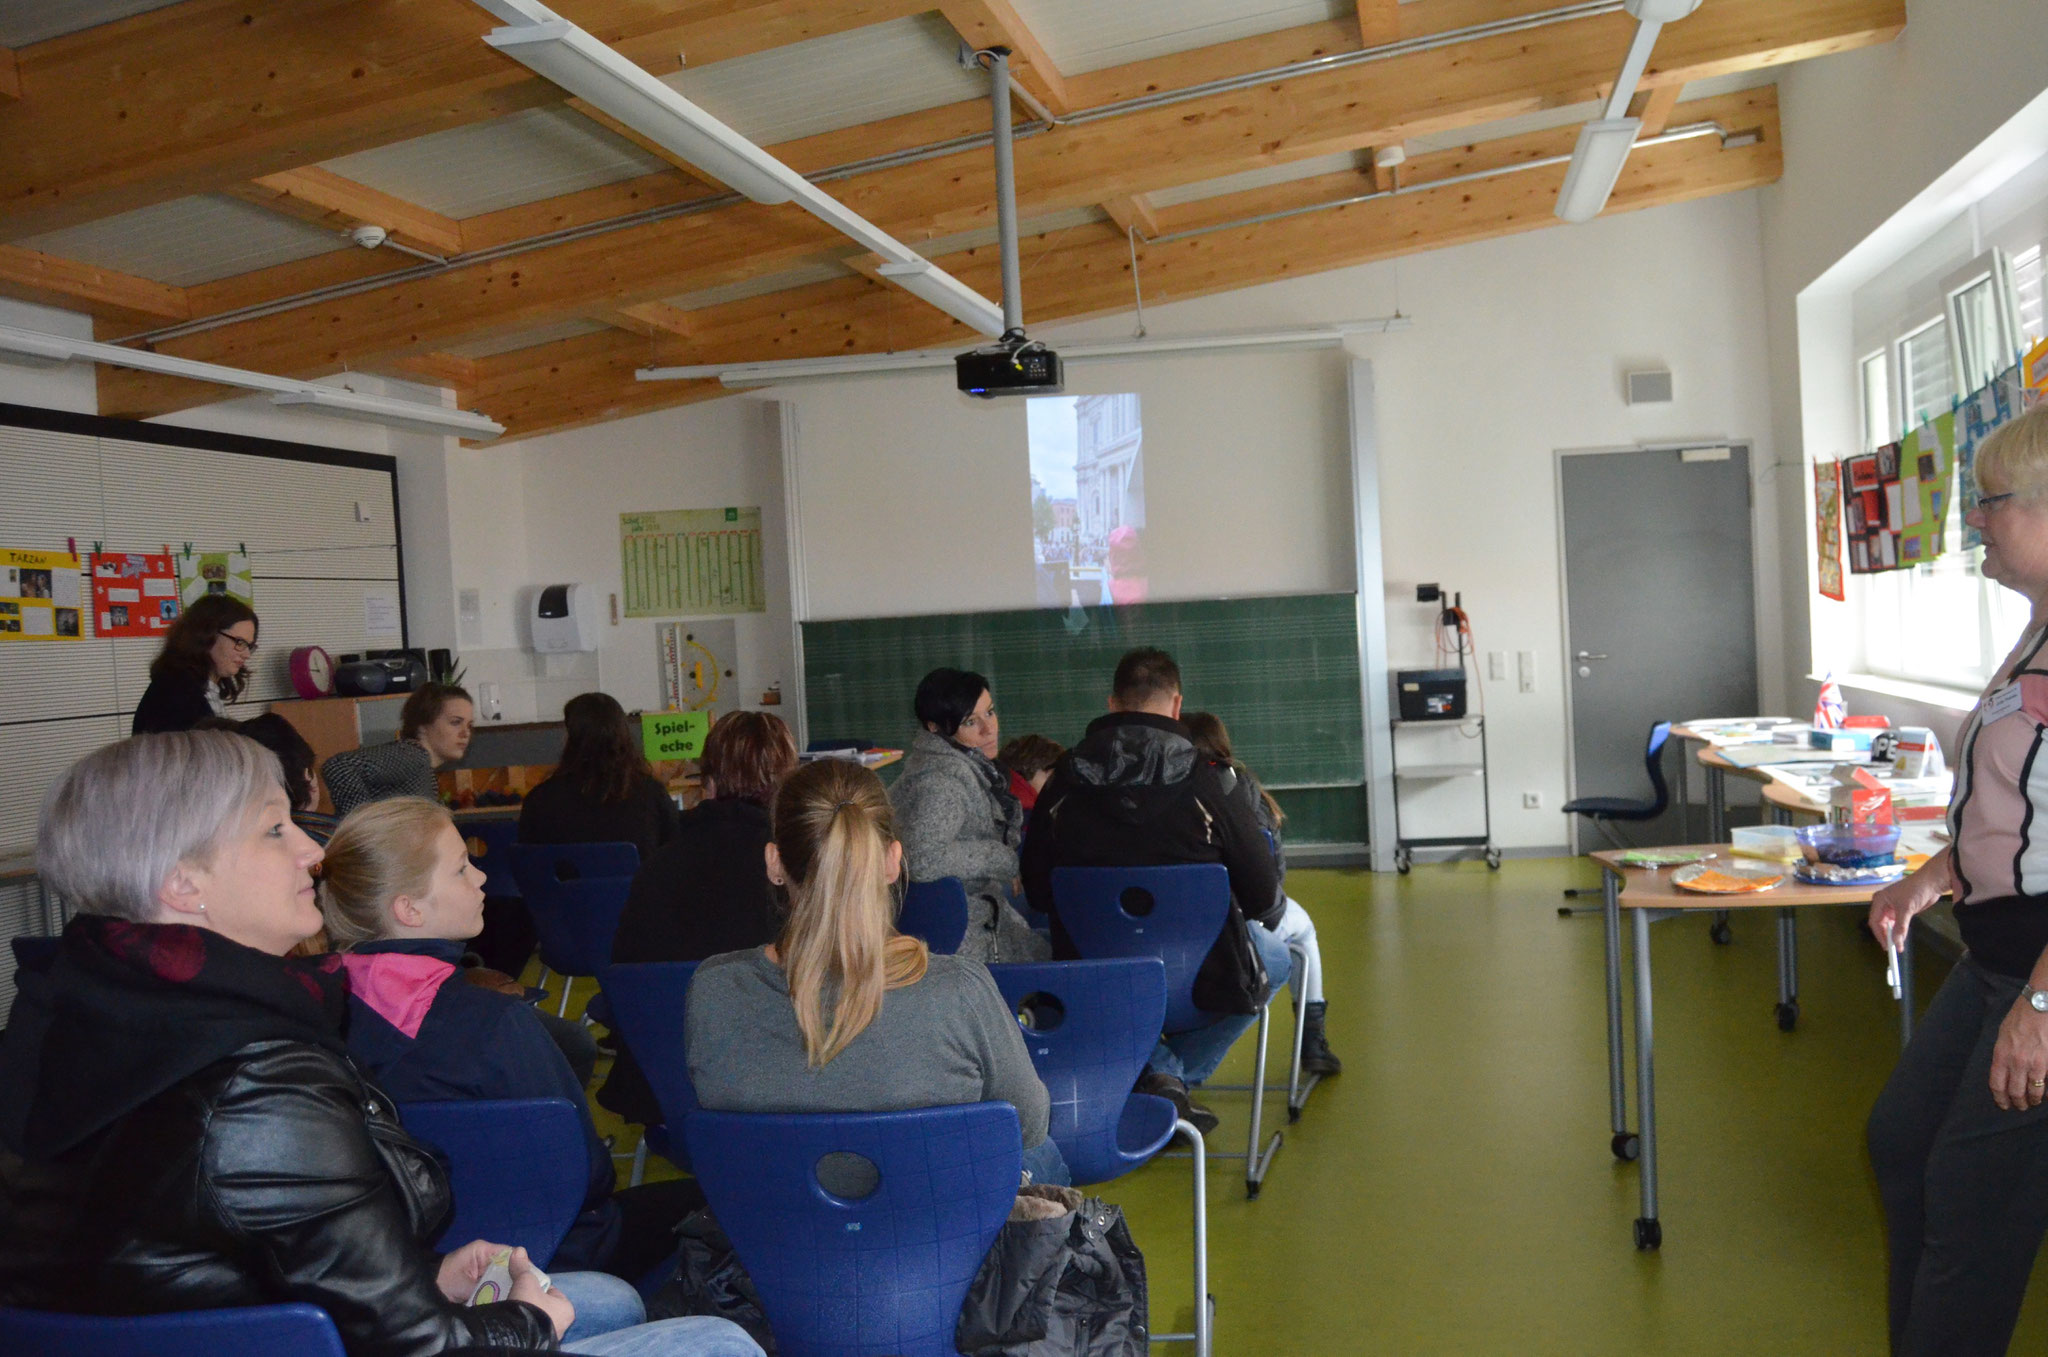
[{"left": 1389, "top": 715, "right": 1499, "bottom": 873}]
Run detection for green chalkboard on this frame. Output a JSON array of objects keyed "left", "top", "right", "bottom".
[{"left": 802, "top": 593, "right": 1364, "bottom": 789}]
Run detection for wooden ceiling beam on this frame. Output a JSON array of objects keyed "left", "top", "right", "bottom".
[
  {"left": 0, "top": 244, "right": 189, "bottom": 324},
  {"left": 91, "top": 0, "right": 1887, "bottom": 416},
  {"left": 0, "top": 0, "right": 928, "bottom": 240},
  {"left": 462, "top": 88, "right": 1780, "bottom": 442},
  {"left": 225, "top": 167, "right": 466, "bottom": 257},
  {"left": 935, "top": 0, "right": 1071, "bottom": 114},
  {"left": 0, "top": 45, "right": 19, "bottom": 102},
  {"left": 1630, "top": 82, "right": 1685, "bottom": 137},
  {"left": 599, "top": 301, "right": 695, "bottom": 338},
  {"left": 1100, "top": 195, "right": 1161, "bottom": 239}
]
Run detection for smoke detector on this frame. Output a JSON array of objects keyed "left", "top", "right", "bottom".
[{"left": 350, "top": 225, "right": 389, "bottom": 250}]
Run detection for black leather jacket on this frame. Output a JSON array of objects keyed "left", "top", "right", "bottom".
[{"left": 0, "top": 1038, "right": 557, "bottom": 1357}]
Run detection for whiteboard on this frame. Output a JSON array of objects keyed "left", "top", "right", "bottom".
[{"left": 0, "top": 403, "right": 405, "bottom": 858}]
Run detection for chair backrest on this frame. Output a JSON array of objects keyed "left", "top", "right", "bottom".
[
  {"left": 0, "top": 1303, "right": 346, "bottom": 1357},
  {"left": 1050, "top": 864, "right": 1232, "bottom": 1033},
  {"left": 598, "top": 961, "right": 703, "bottom": 1158},
  {"left": 506, "top": 841, "right": 641, "bottom": 897},
  {"left": 397, "top": 1098, "right": 589, "bottom": 1267},
  {"left": 456, "top": 817, "right": 523, "bottom": 898},
  {"left": 10, "top": 934, "right": 58, "bottom": 976},
  {"left": 1641, "top": 720, "right": 1674, "bottom": 815},
  {"left": 686, "top": 1103, "right": 1022, "bottom": 1357},
  {"left": 520, "top": 875, "right": 632, "bottom": 980},
  {"left": 896, "top": 878, "right": 970, "bottom": 954},
  {"left": 987, "top": 958, "right": 1168, "bottom": 1185}
]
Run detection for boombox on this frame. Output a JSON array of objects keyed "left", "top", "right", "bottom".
[{"left": 334, "top": 655, "right": 427, "bottom": 696}]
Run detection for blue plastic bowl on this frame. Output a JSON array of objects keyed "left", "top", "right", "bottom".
[{"left": 1796, "top": 823, "right": 1901, "bottom": 869}]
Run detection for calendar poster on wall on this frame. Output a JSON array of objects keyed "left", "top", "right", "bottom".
[
  {"left": 91, "top": 552, "right": 181, "bottom": 638},
  {"left": 0, "top": 547, "right": 85, "bottom": 640}
]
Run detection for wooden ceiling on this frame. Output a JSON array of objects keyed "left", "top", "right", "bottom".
[{"left": 0, "top": 0, "right": 1904, "bottom": 443}]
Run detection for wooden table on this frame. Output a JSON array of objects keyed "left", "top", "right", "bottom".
[{"left": 1589, "top": 846, "right": 1917, "bottom": 1250}]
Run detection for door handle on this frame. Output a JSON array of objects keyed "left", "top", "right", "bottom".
[{"left": 1575, "top": 651, "right": 1609, "bottom": 661}]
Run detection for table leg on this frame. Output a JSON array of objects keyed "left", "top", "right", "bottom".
[
  {"left": 1631, "top": 908, "right": 1662, "bottom": 1250},
  {"left": 1899, "top": 932, "right": 1916, "bottom": 1050},
  {"left": 1706, "top": 764, "right": 1727, "bottom": 843},
  {"left": 1774, "top": 908, "right": 1800, "bottom": 1032},
  {"left": 1677, "top": 747, "right": 1692, "bottom": 843},
  {"left": 1603, "top": 868, "right": 1634, "bottom": 1161}
]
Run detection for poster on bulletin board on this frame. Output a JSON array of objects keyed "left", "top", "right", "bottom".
[
  {"left": 1895, "top": 413, "right": 1955, "bottom": 566},
  {"left": 0, "top": 547, "right": 85, "bottom": 640},
  {"left": 177, "top": 551, "right": 254, "bottom": 607},
  {"left": 90, "top": 552, "right": 181, "bottom": 638},
  {"left": 1813, "top": 460, "right": 1844, "bottom": 601}
]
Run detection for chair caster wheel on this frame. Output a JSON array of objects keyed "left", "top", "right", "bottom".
[
  {"left": 1709, "top": 920, "right": 1733, "bottom": 945},
  {"left": 1395, "top": 849, "right": 1411, "bottom": 874},
  {"left": 1634, "top": 1217, "right": 1662, "bottom": 1250},
  {"left": 1775, "top": 1001, "right": 1800, "bottom": 1032},
  {"left": 1486, "top": 850, "right": 1502, "bottom": 870},
  {"left": 1611, "top": 1132, "right": 1639, "bottom": 1162}
]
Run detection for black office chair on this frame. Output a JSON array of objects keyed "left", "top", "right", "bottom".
[{"left": 1559, "top": 721, "right": 1672, "bottom": 911}]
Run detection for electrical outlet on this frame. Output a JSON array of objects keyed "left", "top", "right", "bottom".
[
  {"left": 1517, "top": 650, "right": 1537, "bottom": 694},
  {"left": 1522, "top": 792, "right": 1542, "bottom": 810},
  {"left": 1487, "top": 650, "right": 1507, "bottom": 681}
]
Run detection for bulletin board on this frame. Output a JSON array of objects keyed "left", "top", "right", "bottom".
[{"left": 0, "top": 403, "right": 408, "bottom": 860}]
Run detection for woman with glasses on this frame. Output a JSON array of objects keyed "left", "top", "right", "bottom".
[
  {"left": 1869, "top": 403, "right": 2048, "bottom": 1354},
  {"left": 888, "top": 668, "right": 1049, "bottom": 962},
  {"left": 131, "top": 595, "right": 260, "bottom": 734}
]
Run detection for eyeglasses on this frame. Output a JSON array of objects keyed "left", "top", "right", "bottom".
[
  {"left": 221, "top": 633, "right": 258, "bottom": 656},
  {"left": 1975, "top": 492, "right": 2018, "bottom": 514}
]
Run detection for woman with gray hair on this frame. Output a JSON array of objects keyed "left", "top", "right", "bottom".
[
  {"left": 1868, "top": 402, "right": 2048, "bottom": 1354},
  {"left": 0, "top": 731, "right": 761, "bottom": 1357}
]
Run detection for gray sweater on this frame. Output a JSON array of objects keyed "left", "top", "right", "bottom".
[
  {"left": 890, "top": 730, "right": 1047, "bottom": 963},
  {"left": 684, "top": 947, "right": 1050, "bottom": 1149}
]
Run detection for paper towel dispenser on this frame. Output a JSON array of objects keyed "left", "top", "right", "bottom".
[{"left": 531, "top": 583, "right": 597, "bottom": 653}]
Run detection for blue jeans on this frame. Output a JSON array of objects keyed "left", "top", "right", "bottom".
[
  {"left": 551, "top": 1271, "right": 763, "bottom": 1356},
  {"left": 1023, "top": 1136, "right": 1072, "bottom": 1186},
  {"left": 1148, "top": 920, "right": 1294, "bottom": 1086}
]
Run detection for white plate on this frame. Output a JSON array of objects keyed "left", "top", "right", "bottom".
[{"left": 1671, "top": 860, "right": 1789, "bottom": 894}]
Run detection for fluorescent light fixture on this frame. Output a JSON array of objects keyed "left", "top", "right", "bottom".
[
  {"left": 1623, "top": 0, "right": 1700, "bottom": 20},
  {"left": 0, "top": 323, "right": 504, "bottom": 440},
  {"left": 1555, "top": 118, "right": 1642, "bottom": 224},
  {"left": 484, "top": 20, "right": 798, "bottom": 205},
  {"left": 478, "top": 6, "right": 1005, "bottom": 335},
  {"left": 635, "top": 317, "right": 1413, "bottom": 387},
  {"left": 270, "top": 389, "right": 506, "bottom": 440}
]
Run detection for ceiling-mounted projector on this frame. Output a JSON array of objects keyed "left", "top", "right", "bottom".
[{"left": 956, "top": 337, "right": 1063, "bottom": 398}]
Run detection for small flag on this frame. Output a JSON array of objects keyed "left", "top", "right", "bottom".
[{"left": 1815, "top": 673, "right": 1847, "bottom": 730}]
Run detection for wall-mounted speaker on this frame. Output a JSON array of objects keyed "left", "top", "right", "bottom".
[{"left": 1626, "top": 369, "right": 1674, "bottom": 405}]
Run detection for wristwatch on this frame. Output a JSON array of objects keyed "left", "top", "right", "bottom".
[{"left": 2024, "top": 986, "right": 2048, "bottom": 1014}]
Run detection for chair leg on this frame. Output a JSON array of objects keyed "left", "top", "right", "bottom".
[
  {"left": 630, "top": 1133, "right": 648, "bottom": 1188},
  {"left": 1561, "top": 818, "right": 1636, "bottom": 914},
  {"left": 1151, "top": 1119, "right": 1212, "bottom": 1357},
  {"left": 1244, "top": 1002, "right": 1283, "bottom": 1199},
  {"left": 557, "top": 974, "right": 574, "bottom": 1020},
  {"left": 1284, "top": 952, "right": 1320, "bottom": 1122}
]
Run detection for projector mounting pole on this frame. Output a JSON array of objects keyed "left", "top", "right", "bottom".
[{"left": 985, "top": 48, "right": 1025, "bottom": 341}]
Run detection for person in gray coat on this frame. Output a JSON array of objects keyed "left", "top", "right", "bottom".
[{"left": 889, "top": 668, "right": 1051, "bottom": 963}]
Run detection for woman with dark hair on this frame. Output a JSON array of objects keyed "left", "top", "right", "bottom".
[
  {"left": 131, "top": 595, "right": 259, "bottom": 734},
  {"left": 518, "top": 692, "right": 680, "bottom": 860},
  {"left": 0, "top": 731, "right": 761, "bottom": 1357},
  {"left": 890, "top": 668, "right": 1047, "bottom": 963},
  {"left": 600, "top": 711, "right": 800, "bottom": 1125},
  {"left": 687, "top": 759, "right": 1067, "bottom": 1188},
  {"left": 321, "top": 683, "right": 473, "bottom": 817}
]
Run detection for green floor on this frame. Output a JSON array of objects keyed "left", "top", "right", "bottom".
[{"left": 575, "top": 858, "right": 2048, "bottom": 1354}]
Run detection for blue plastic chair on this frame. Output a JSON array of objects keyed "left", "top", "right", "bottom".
[
  {"left": 455, "top": 815, "right": 523, "bottom": 898},
  {"left": 897, "top": 877, "right": 970, "bottom": 954},
  {"left": 0, "top": 1303, "right": 345, "bottom": 1357},
  {"left": 509, "top": 844, "right": 638, "bottom": 1017},
  {"left": 988, "top": 957, "right": 1212, "bottom": 1357},
  {"left": 686, "top": 1103, "right": 1022, "bottom": 1357},
  {"left": 398, "top": 1098, "right": 589, "bottom": 1267},
  {"left": 1051, "top": 864, "right": 1284, "bottom": 1200},
  {"left": 598, "top": 961, "right": 703, "bottom": 1177}
]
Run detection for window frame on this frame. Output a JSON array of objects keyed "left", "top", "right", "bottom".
[{"left": 1942, "top": 248, "right": 2023, "bottom": 394}]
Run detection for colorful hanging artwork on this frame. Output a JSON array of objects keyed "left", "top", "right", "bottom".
[
  {"left": 2026, "top": 336, "right": 2048, "bottom": 404},
  {"left": 90, "top": 552, "right": 181, "bottom": 638},
  {"left": 1959, "top": 365, "right": 2025, "bottom": 549},
  {"left": 1844, "top": 413, "right": 1954, "bottom": 574},
  {"left": 177, "top": 550, "right": 254, "bottom": 607},
  {"left": 1813, "top": 459, "right": 1845, "bottom": 601},
  {"left": 0, "top": 547, "right": 85, "bottom": 640}
]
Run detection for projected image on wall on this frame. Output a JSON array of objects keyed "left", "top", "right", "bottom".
[{"left": 1028, "top": 393, "right": 1147, "bottom": 607}]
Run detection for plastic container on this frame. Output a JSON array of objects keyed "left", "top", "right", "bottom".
[
  {"left": 1796, "top": 823, "right": 1901, "bottom": 869},
  {"left": 1731, "top": 825, "right": 1802, "bottom": 863}
]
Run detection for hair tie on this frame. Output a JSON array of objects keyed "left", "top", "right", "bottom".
[{"left": 832, "top": 798, "right": 858, "bottom": 812}]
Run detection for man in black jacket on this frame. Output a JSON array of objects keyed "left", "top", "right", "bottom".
[{"left": 1021, "top": 648, "right": 1291, "bottom": 1133}]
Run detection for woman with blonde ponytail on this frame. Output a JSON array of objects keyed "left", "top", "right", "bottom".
[{"left": 686, "top": 760, "right": 1068, "bottom": 1186}]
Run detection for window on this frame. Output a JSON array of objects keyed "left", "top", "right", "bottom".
[
  {"left": 1946, "top": 250, "right": 2023, "bottom": 393},
  {"left": 1897, "top": 318, "right": 1953, "bottom": 427},
  {"left": 2016, "top": 244, "right": 2045, "bottom": 345},
  {"left": 1860, "top": 351, "right": 1891, "bottom": 451}
]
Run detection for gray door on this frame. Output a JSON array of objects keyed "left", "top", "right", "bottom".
[{"left": 1559, "top": 446, "right": 1758, "bottom": 848}]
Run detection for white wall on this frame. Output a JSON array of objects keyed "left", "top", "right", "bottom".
[
  {"left": 753, "top": 190, "right": 1777, "bottom": 848},
  {"left": 784, "top": 347, "right": 1355, "bottom": 620}
]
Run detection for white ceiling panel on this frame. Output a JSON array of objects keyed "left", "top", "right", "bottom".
[
  {"left": 0, "top": 0, "right": 181, "bottom": 46},
  {"left": 16, "top": 194, "right": 346, "bottom": 286},
  {"left": 320, "top": 108, "right": 672, "bottom": 220},
  {"left": 443, "top": 318, "right": 613, "bottom": 360},
  {"left": 1011, "top": 0, "right": 1353, "bottom": 76},
  {"left": 668, "top": 14, "right": 988, "bottom": 150}
]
